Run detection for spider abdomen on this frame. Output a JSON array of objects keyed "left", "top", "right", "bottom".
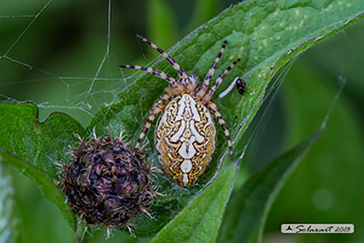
[{"left": 155, "top": 94, "right": 216, "bottom": 187}]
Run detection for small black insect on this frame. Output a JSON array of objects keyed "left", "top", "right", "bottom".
[
  {"left": 235, "top": 77, "right": 246, "bottom": 95},
  {"left": 219, "top": 77, "right": 247, "bottom": 98}
]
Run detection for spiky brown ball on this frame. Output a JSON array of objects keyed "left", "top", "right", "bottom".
[{"left": 60, "top": 134, "right": 157, "bottom": 229}]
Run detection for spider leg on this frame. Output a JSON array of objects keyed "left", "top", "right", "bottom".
[
  {"left": 196, "top": 40, "right": 227, "bottom": 97},
  {"left": 119, "top": 64, "right": 178, "bottom": 87},
  {"left": 209, "top": 102, "right": 233, "bottom": 161},
  {"left": 134, "top": 93, "right": 171, "bottom": 152},
  {"left": 136, "top": 35, "right": 189, "bottom": 81},
  {"left": 203, "top": 58, "right": 240, "bottom": 102}
]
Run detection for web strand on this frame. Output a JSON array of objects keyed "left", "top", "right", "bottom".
[{"left": 2, "top": 0, "right": 53, "bottom": 57}]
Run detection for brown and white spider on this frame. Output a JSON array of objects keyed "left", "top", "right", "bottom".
[{"left": 119, "top": 35, "right": 240, "bottom": 187}]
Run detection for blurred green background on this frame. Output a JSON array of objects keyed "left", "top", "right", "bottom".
[{"left": 0, "top": 0, "right": 363, "bottom": 242}]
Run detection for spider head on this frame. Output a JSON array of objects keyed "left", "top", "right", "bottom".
[{"left": 180, "top": 74, "right": 199, "bottom": 89}]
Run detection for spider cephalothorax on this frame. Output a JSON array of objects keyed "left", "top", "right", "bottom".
[{"left": 119, "top": 35, "right": 240, "bottom": 187}]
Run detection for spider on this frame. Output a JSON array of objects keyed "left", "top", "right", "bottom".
[{"left": 119, "top": 35, "right": 240, "bottom": 187}]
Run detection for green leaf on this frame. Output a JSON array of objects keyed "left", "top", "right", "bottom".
[
  {"left": 266, "top": 61, "right": 364, "bottom": 242},
  {"left": 0, "top": 102, "right": 86, "bottom": 179},
  {"left": 90, "top": 0, "right": 364, "bottom": 169},
  {"left": 0, "top": 149, "right": 76, "bottom": 230},
  {"left": 217, "top": 130, "right": 321, "bottom": 243},
  {"left": 87, "top": 0, "right": 364, "bottom": 236},
  {"left": 150, "top": 162, "right": 237, "bottom": 243},
  {"left": 0, "top": 102, "right": 85, "bottom": 228}
]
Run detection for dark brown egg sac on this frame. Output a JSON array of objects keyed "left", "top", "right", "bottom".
[{"left": 59, "top": 134, "right": 158, "bottom": 231}]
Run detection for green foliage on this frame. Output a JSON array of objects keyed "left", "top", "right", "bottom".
[
  {"left": 0, "top": 149, "right": 76, "bottom": 230},
  {"left": 151, "top": 163, "right": 237, "bottom": 243},
  {"left": 0, "top": 102, "right": 84, "bottom": 229},
  {"left": 1, "top": 0, "right": 364, "bottom": 242},
  {"left": 0, "top": 165, "right": 18, "bottom": 243},
  {"left": 0, "top": 102, "right": 86, "bottom": 179},
  {"left": 217, "top": 131, "right": 321, "bottom": 243},
  {"left": 266, "top": 60, "right": 364, "bottom": 242},
  {"left": 147, "top": 0, "right": 179, "bottom": 48}
]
